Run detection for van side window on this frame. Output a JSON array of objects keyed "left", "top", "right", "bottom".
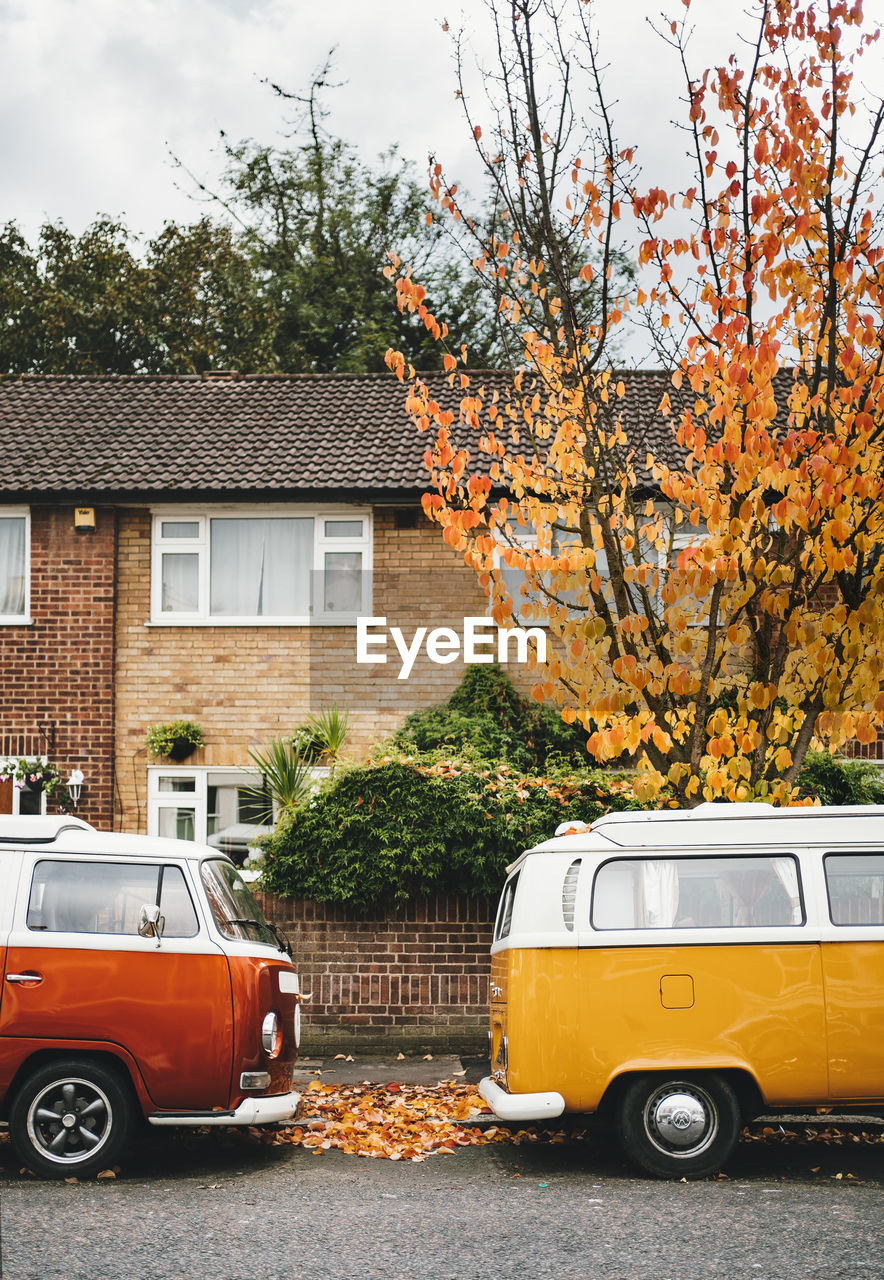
[
  {"left": 494, "top": 872, "right": 520, "bottom": 942},
  {"left": 591, "top": 855, "right": 803, "bottom": 929},
  {"left": 562, "top": 859, "right": 582, "bottom": 931},
  {"left": 824, "top": 853, "right": 884, "bottom": 925},
  {"left": 27, "top": 861, "right": 199, "bottom": 937}
]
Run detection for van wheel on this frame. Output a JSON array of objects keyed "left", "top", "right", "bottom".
[
  {"left": 617, "top": 1073, "right": 740, "bottom": 1179},
  {"left": 9, "top": 1059, "right": 134, "bottom": 1179}
]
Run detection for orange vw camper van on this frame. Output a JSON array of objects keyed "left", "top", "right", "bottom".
[
  {"left": 480, "top": 803, "right": 884, "bottom": 1177},
  {"left": 0, "top": 816, "right": 302, "bottom": 1178}
]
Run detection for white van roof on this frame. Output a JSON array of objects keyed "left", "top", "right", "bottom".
[
  {"left": 0, "top": 816, "right": 94, "bottom": 844},
  {"left": 0, "top": 815, "right": 229, "bottom": 863},
  {"left": 523, "top": 801, "right": 884, "bottom": 863}
]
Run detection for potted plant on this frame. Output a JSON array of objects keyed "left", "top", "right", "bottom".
[
  {"left": 145, "top": 721, "right": 205, "bottom": 761},
  {"left": 0, "top": 758, "right": 74, "bottom": 811},
  {"left": 291, "top": 705, "right": 349, "bottom": 767}
]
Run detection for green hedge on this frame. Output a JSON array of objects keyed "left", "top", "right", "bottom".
[
  {"left": 796, "top": 751, "right": 884, "bottom": 806},
  {"left": 259, "top": 760, "right": 641, "bottom": 911}
]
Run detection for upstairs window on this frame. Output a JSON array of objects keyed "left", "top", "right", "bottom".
[
  {"left": 151, "top": 507, "right": 371, "bottom": 624},
  {"left": 0, "top": 508, "right": 29, "bottom": 623}
]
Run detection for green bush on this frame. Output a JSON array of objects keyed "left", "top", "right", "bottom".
[
  {"left": 797, "top": 751, "right": 884, "bottom": 806},
  {"left": 259, "top": 759, "right": 643, "bottom": 911},
  {"left": 260, "top": 669, "right": 884, "bottom": 912},
  {"left": 389, "top": 664, "right": 590, "bottom": 770}
]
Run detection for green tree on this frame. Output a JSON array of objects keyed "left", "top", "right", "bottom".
[
  {"left": 143, "top": 218, "right": 277, "bottom": 372},
  {"left": 0, "top": 217, "right": 153, "bottom": 374},
  {"left": 0, "top": 216, "right": 274, "bottom": 375},
  {"left": 207, "top": 68, "right": 500, "bottom": 372}
]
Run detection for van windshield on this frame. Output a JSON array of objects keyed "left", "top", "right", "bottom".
[{"left": 200, "top": 858, "right": 281, "bottom": 949}]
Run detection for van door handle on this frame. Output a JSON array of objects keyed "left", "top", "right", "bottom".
[{"left": 5, "top": 972, "right": 43, "bottom": 985}]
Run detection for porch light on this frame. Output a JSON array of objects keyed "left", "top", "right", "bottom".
[{"left": 66, "top": 769, "right": 85, "bottom": 809}]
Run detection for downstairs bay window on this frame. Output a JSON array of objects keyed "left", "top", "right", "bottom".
[{"left": 150, "top": 506, "right": 371, "bottom": 624}]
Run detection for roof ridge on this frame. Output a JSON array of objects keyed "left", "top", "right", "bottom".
[{"left": 0, "top": 367, "right": 684, "bottom": 386}]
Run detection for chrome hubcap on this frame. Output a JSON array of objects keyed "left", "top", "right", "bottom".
[
  {"left": 643, "top": 1082, "right": 718, "bottom": 1159},
  {"left": 27, "top": 1078, "right": 113, "bottom": 1165}
]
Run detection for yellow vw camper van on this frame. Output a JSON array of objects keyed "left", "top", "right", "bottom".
[{"left": 479, "top": 803, "right": 884, "bottom": 1177}]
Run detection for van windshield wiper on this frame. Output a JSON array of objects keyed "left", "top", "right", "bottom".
[{"left": 266, "top": 921, "right": 293, "bottom": 958}]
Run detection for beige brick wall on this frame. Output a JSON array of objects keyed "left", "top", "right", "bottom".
[{"left": 113, "top": 505, "right": 542, "bottom": 832}]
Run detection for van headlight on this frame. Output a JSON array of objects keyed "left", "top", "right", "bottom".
[{"left": 262, "top": 1011, "right": 282, "bottom": 1057}]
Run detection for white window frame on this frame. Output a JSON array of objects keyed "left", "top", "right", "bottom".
[
  {"left": 0, "top": 506, "right": 30, "bottom": 625},
  {"left": 148, "top": 766, "right": 268, "bottom": 847},
  {"left": 147, "top": 764, "right": 329, "bottom": 848},
  {"left": 149, "top": 504, "right": 372, "bottom": 625}
]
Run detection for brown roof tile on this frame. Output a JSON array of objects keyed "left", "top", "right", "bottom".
[{"left": 0, "top": 369, "right": 718, "bottom": 501}]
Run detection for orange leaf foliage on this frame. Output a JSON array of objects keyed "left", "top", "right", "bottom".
[{"left": 385, "top": 0, "right": 884, "bottom": 807}]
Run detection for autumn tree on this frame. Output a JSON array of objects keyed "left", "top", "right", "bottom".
[{"left": 387, "top": 0, "right": 884, "bottom": 806}]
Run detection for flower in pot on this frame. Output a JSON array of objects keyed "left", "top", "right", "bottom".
[
  {"left": 145, "top": 721, "right": 205, "bottom": 761},
  {"left": 0, "top": 758, "right": 73, "bottom": 811}
]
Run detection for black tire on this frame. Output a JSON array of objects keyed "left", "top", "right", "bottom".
[
  {"left": 617, "top": 1072, "right": 741, "bottom": 1179},
  {"left": 9, "top": 1058, "right": 134, "bottom": 1179}
]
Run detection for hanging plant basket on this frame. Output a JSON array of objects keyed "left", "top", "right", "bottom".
[{"left": 146, "top": 721, "right": 205, "bottom": 761}]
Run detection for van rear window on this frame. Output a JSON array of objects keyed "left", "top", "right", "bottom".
[
  {"left": 27, "top": 861, "right": 199, "bottom": 937},
  {"left": 592, "top": 855, "right": 803, "bottom": 930},
  {"left": 824, "top": 853, "right": 884, "bottom": 925}
]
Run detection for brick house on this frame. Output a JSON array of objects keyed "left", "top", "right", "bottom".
[
  {"left": 0, "top": 370, "right": 531, "bottom": 1051},
  {"left": 0, "top": 371, "right": 525, "bottom": 836}
]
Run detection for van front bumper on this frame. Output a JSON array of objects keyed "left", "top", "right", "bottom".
[
  {"left": 148, "top": 1089, "right": 300, "bottom": 1127},
  {"left": 479, "top": 1076, "right": 565, "bottom": 1122}
]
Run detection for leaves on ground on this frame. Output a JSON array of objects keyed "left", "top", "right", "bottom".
[{"left": 259, "top": 1081, "right": 554, "bottom": 1162}]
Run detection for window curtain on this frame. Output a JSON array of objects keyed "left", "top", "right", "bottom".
[
  {"left": 721, "top": 864, "right": 777, "bottom": 926},
  {"left": 161, "top": 553, "right": 199, "bottom": 612},
  {"left": 210, "top": 518, "right": 312, "bottom": 616},
  {"left": 641, "top": 860, "right": 679, "bottom": 927},
  {"left": 0, "top": 517, "right": 25, "bottom": 615},
  {"left": 772, "top": 856, "right": 802, "bottom": 924}
]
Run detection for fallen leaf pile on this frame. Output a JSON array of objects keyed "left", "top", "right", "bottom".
[{"left": 260, "top": 1080, "right": 564, "bottom": 1162}]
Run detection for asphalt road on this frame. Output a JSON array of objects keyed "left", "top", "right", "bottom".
[{"left": 1, "top": 1125, "right": 881, "bottom": 1280}]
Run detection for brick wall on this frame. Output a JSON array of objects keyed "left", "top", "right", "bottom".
[
  {"left": 255, "top": 891, "right": 495, "bottom": 1054},
  {"left": 0, "top": 506, "right": 116, "bottom": 827},
  {"left": 113, "top": 503, "right": 541, "bottom": 832}
]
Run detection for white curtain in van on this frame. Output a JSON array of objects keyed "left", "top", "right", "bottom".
[
  {"left": 641, "top": 860, "right": 679, "bottom": 927},
  {"left": 772, "top": 856, "right": 802, "bottom": 924}
]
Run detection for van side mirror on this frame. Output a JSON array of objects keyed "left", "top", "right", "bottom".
[{"left": 138, "top": 903, "right": 166, "bottom": 947}]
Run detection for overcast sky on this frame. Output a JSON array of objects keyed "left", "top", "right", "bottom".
[{"left": 0, "top": 0, "right": 758, "bottom": 243}]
